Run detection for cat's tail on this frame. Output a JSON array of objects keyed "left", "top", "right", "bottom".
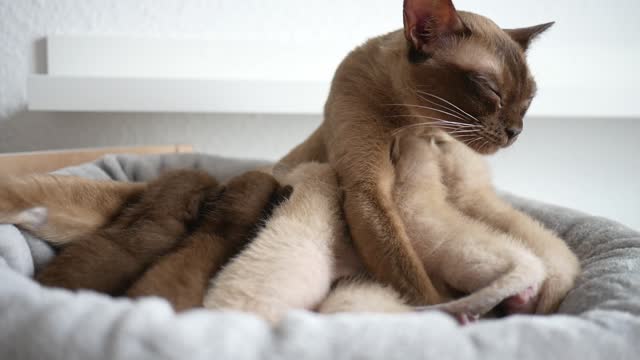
[{"left": 417, "top": 251, "right": 547, "bottom": 317}]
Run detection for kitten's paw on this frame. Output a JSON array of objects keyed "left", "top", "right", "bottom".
[
  {"left": 501, "top": 286, "right": 539, "bottom": 315},
  {"left": 414, "top": 306, "right": 480, "bottom": 325},
  {"left": 455, "top": 313, "right": 480, "bottom": 325}
]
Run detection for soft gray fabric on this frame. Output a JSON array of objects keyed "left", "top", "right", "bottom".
[{"left": 0, "top": 153, "right": 639, "bottom": 360}]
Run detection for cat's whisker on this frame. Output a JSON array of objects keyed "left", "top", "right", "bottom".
[
  {"left": 465, "top": 135, "right": 484, "bottom": 143},
  {"left": 385, "top": 103, "right": 469, "bottom": 123},
  {"left": 414, "top": 93, "right": 470, "bottom": 121},
  {"left": 386, "top": 114, "right": 481, "bottom": 128},
  {"left": 448, "top": 129, "right": 481, "bottom": 135},
  {"left": 384, "top": 118, "right": 471, "bottom": 130},
  {"left": 479, "top": 140, "right": 491, "bottom": 152},
  {"left": 415, "top": 90, "right": 481, "bottom": 124},
  {"left": 450, "top": 134, "right": 482, "bottom": 141},
  {"left": 391, "top": 122, "right": 463, "bottom": 136},
  {"left": 450, "top": 136, "right": 480, "bottom": 142},
  {"left": 465, "top": 137, "right": 485, "bottom": 147},
  {"left": 388, "top": 120, "right": 463, "bottom": 130}
]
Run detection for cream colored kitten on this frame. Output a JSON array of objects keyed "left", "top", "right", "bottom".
[
  {"left": 323, "top": 131, "right": 579, "bottom": 318},
  {"left": 387, "top": 131, "right": 548, "bottom": 316},
  {"left": 407, "top": 129, "right": 580, "bottom": 314},
  {"left": 203, "top": 163, "right": 363, "bottom": 324}
]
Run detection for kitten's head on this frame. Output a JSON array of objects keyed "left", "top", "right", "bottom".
[{"left": 396, "top": 0, "right": 553, "bottom": 154}]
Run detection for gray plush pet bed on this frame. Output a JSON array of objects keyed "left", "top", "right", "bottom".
[{"left": 1, "top": 153, "right": 639, "bottom": 360}]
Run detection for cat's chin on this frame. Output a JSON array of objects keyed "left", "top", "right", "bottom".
[
  {"left": 476, "top": 147, "right": 500, "bottom": 155},
  {"left": 463, "top": 141, "right": 501, "bottom": 155}
]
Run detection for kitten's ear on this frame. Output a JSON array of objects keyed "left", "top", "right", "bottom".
[
  {"left": 403, "top": 0, "right": 465, "bottom": 53},
  {"left": 505, "top": 22, "right": 555, "bottom": 51}
]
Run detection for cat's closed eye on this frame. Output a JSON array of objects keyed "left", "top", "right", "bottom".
[{"left": 467, "top": 73, "right": 503, "bottom": 111}]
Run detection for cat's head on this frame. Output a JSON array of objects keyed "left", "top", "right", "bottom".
[{"left": 396, "top": 0, "right": 553, "bottom": 154}]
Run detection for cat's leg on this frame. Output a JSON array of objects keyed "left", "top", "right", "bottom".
[
  {"left": 127, "top": 172, "right": 283, "bottom": 311},
  {"left": 280, "top": 121, "right": 443, "bottom": 306},
  {"left": 453, "top": 191, "right": 581, "bottom": 314},
  {"left": 333, "top": 133, "right": 443, "bottom": 306},
  {"left": 0, "top": 174, "right": 145, "bottom": 244},
  {"left": 36, "top": 170, "right": 217, "bottom": 295}
]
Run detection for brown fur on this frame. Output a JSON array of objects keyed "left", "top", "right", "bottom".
[
  {"left": 35, "top": 170, "right": 218, "bottom": 295},
  {"left": 280, "top": 0, "right": 556, "bottom": 306},
  {"left": 0, "top": 174, "right": 144, "bottom": 244},
  {"left": 126, "top": 172, "right": 290, "bottom": 311}
]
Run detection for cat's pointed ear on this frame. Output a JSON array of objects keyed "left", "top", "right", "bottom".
[
  {"left": 505, "top": 22, "right": 555, "bottom": 51},
  {"left": 403, "top": 0, "right": 465, "bottom": 53}
]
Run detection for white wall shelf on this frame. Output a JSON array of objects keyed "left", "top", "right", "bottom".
[
  {"left": 27, "top": 35, "right": 639, "bottom": 117},
  {"left": 28, "top": 76, "right": 329, "bottom": 114}
]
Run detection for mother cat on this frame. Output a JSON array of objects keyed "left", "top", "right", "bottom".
[
  {"left": 280, "top": 0, "right": 569, "bottom": 310},
  {"left": 0, "top": 0, "right": 574, "bottom": 313}
]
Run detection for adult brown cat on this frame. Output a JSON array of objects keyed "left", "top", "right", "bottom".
[{"left": 279, "top": 0, "right": 564, "bottom": 309}]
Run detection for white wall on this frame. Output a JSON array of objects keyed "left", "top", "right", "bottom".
[{"left": 0, "top": 0, "right": 638, "bottom": 230}]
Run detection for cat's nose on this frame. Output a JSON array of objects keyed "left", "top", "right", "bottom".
[{"left": 505, "top": 127, "right": 522, "bottom": 141}]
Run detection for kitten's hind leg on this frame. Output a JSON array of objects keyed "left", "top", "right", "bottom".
[
  {"left": 501, "top": 286, "right": 539, "bottom": 314},
  {"left": 318, "top": 277, "right": 481, "bottom": 326},
  {"left": 421, "top": 235, "right": 546, "bottom": 317},
  {"left": 318, "top": 276, "right": 412, "bottom": 314},
  {"left": 454, "top": 192, "right": 581, "bottom": 314},
  {"left": 0, "top": 174, "right": 146, "bottom": 245}
]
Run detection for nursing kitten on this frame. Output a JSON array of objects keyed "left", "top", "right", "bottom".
[
  {"left": 126, "top": 173, "right": 290, "bottom": 311},
  {"left": 203, "top": 163, "right": 362, "bottom": 323},
  {"left": 36, "top": 170, "right": 218, "bottom": 295},
  {"left": 279, "top": 0, "right": 564, "bottom": 308},
  {"left": 389, "top": 131, "right": 562, "bottom": 316}
]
